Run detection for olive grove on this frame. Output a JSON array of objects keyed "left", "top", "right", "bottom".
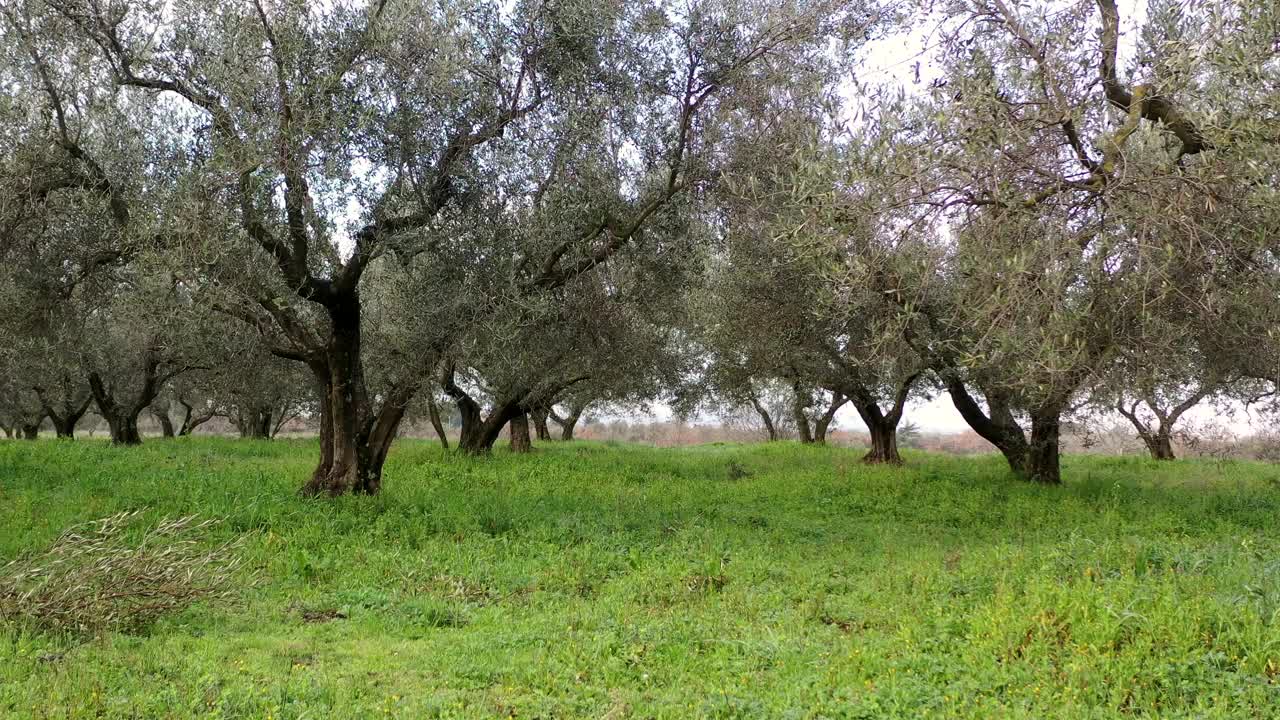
[{"left": 1, "top": 0, "right": 1277, "bottom": 491}]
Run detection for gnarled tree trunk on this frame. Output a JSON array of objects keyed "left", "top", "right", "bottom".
[
  {"left": 177, "top": 398, "right": 219, "bottom": 436},
  {"left": 102, "top": 413, "right": 141, "bottom": 445},
  {"left": 300, "top": 301, "right": 417, "bottom": 497},
  {"left": 813, "top": 392, "right": 847, "bottom": 444},
  {"left": 945, "top": 378, "right": 1064, "bottom": 484},
  {"left": 509, "top": 411, "right": 532, "bottom": 453},
  {"left": 791, "top": 382, "right": 814, "bottom": 444},
  {"left": 236, "top": 405, "right": 274, "bottom": 439},
  {"left": 153, "top": 408, "right": 176, "bottom": 438},
  {"left": 946, "top": 378, "right": 1031, "bottom": 476},
  {"left": 842, "top": 376, "right": 916, "bottom": 465},
  {"left": 426, "top": 395, "right": 450, "bottom": 449},
  {"left": 37, "top": 389, "right": 93, "bottom": 440},
  {"left": 863, "top": 420, "right": 900, "bottom": 463},
  {"left": 748, "top": 393, "right": 778, "bottom": 441},
  {"left": 1026, "top": 408, "right": 1062, "bottom": 484},
  {"left": 441, "top": 364, "right": 526, "bottom": 456},
  {"left": 1115, "top": 390, "right": 1210, "bottom": 462},
  {"left": 19, "top": 420, "right": 41, "bottom": 440},
  {"left": 529, "top": 401, "right": 553, "bottom": 441},
  {"left": 1144, "top": 431, "right": 1175, "bottom": 460},
  {"left": 88, "top": 370, "right": 154, "bottom": 446},
  {"left": 550, "top": 400, "right": 589, "bottom": 442}
]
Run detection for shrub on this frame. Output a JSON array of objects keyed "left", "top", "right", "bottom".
[{"left": 0, "top": 511, "right": 245, "bottom": 635}]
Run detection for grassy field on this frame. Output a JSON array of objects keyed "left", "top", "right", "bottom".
[{"left": 1, "top": 439, "right": 1278, "bottom": 719}]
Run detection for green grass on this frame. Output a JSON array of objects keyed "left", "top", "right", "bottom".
[{"left": 1, "top": 438, "right": 1279, "bottom": 718}]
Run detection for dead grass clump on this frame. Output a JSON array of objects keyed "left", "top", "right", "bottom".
[{"left": 0, "top": 511, "right": 245, "bottom": 635}]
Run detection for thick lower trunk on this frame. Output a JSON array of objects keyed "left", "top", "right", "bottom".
[
  {"left": 308, "top": 382, "right": 336, "bottom": 490},
  {"left": 88, "top": 370, "right": 160, "bottom": 447},
  {"left": 792, "top": 383, "right": 814, "bottom": 444},
  {"left": 38, "top": 392, "right": 92, "bottom": 440},
  {"left": 945, "top": 379, "right": 1032, "bottom": 478},
  {"left": 426, "top": 396, "right": 449, "bottom": 449},
  {"left": 813, "top": 417, "right": 833, "bottom": 444},
  {"left": 51, "top": 417, "right": 77, "bottom": 439},
  {"left": 559, "top": 412, "right": 580, "bottom": 441},
  {"left": 509, "top": 412, "right": 532, "bottom": 453},
  {"left": 441, "top": 365, "right": 523, "bottom": 456},
  {"left": 20, "top": 423, "right": 40, "bottom": 440},
  {"left": 1143, "top": 431, "right": 1176, "bottom": 461},
  {"left": 862, "top": 421, "right": 902, "bottom": 464},
  {"left": 105, "top": 414, "right": 142, "bottom": 445},
  {"left": 153, "top": 410, "right": 175, "bottom": 438},
  {"left": 1024, "top": 410, "right": 1063, "bottom": 484},
  {"left": 531, "top": 406, "right": 552, "bottom": 441},
  {"left": 238, "top": 408, "right": 273, "bottom": 439},
  {"left": 300, "top": 300, "right": 407, "bottom": 497},
  {"left": 840, "top": 381, "right": 911, "bottom": 465},
  {"left": 456, "top": 399, "right": 523, "bottom": 454},
  {"left": 302, "top": 377, "right": 401, "bottom": 497},
  {"left": 301, "top": 422, "right": 391, "bottom": 497}
]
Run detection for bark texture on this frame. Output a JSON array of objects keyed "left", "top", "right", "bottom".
[
  {"left": 944, "top": 378, "right": 1064, "bottom": 484},
  {"left": 509, "top": 412, "right": 532, "bottom": 453}
]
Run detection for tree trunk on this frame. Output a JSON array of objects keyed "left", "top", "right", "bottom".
[
  {"left": 945, "top": 378, "right": 1032, "bottom": 477},
  {"left": 42, "top": 395, "right": 92, "bottom": 440},
  {"left": 300, "top": 300, "right": 411, "bottom": 497},
  {"left": 51, "top": 416, "right": 77, "bottom": 439},
  {"left": 104, "top": 414, "right": 142, "bottom": 445},
  {"left": 1116, "top": 402, "right": 1183, "bottom": 461},
  {"left": 20, "top": 422, "right": 40, "bottom": 440},
  {"left": 839, "top": 377, "right": 916, "bottom": 464},
  {"left": 307, "top": 305, "right": 374, "bottom": 494},
  {"left": 545, "top": 397, "right": 591, "bottom": 442},
  {"left": 88, "top": 373, "right": 147, "bottom": 446},
  {"left": 846, "top": 397, "right": 903, "bottom": 465},
  {"left": 1144, "top": 431, "right": 1176, "bottom": 461},
  {"left": 558, "top": 410, "right": 581, "bottom": 441},
  {"left": 309, "top": 381, "right": 336, "bottom": 489},
  {"left": 238, "top": 407, "right": 273, "bottom": 439},
  {"left": 177, "top": 400, "right": 218, "bottom": 436},
  {"left": 153, "top": 410, "right": 175, "bottom": 438},
  {"left": 426, "top": 395, "right": 449, "bottom": 449},
  {"left": 302, "top": 371, "right": 406, "bottom": 497},
  {"left": 509, "top": 412, "right": 532, "bottom": 453},
  {"left": 530, "top": 404, "right": 553, "bottom": 441},
  {"left": 442, "top": 365, "right": 525, "bottom": 455},
  {"left": 748, "top": 394, "right": 778, "bottom": 441},
  {"left": 456, "top": 397, "right": 523, "bottom": 454},
  {"left": 2, "top": 426, "right": 11, "bottom": 439},
  {"left": 86, "top": 350, "right": 176, "bottom": 447},
  {"left": 1025, "top": 409, "right": 1063, "bottom": 484},
  {"left": 813, "top": 393, "right": 847, "bottom": 444},
  {"left": 791, "top": 382, "right": 814, "bottom": 444},
  {"left": 862, "top": 419, "right": 902, "bottom": 464}
]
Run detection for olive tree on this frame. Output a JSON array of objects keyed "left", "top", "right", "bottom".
[{"left": 861, "top": 0, "right": 1280, "bottom": 482}]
